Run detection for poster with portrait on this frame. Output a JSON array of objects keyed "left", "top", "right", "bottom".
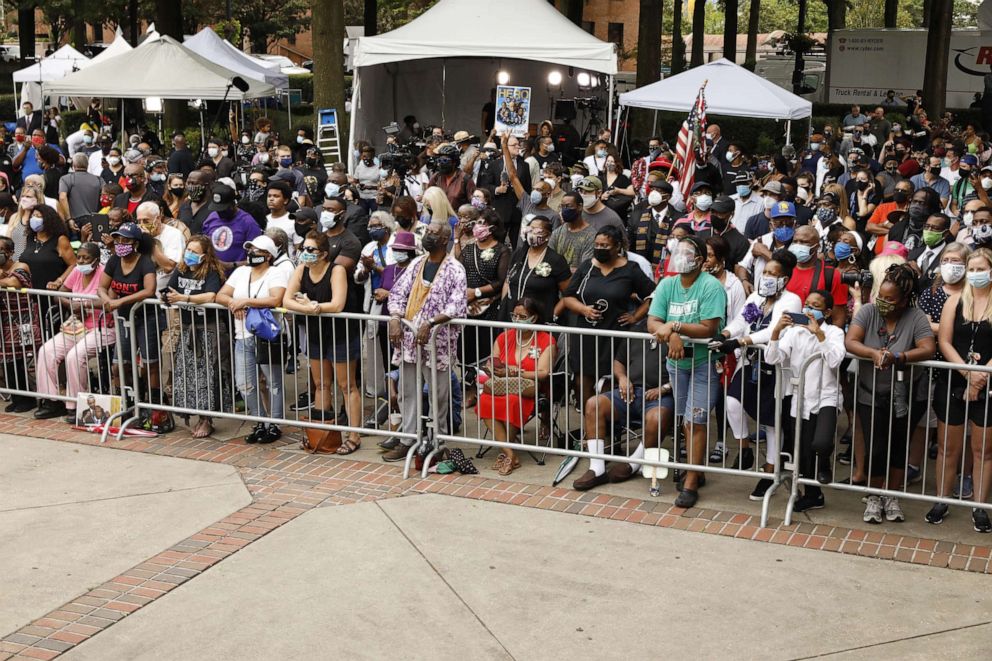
[
  {"left": 494, "top": 85, "right": 532, "bottom": 137},
  {"left": 75, "top": 392, "right": 122, "bottom": 427}
]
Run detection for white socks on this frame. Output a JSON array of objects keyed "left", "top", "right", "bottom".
[
  {"left": 628, "top": 443, "right": 645, "bottom": 471},
  {"left": 587, "top": 438, "right": 605, "bottom": 476}
]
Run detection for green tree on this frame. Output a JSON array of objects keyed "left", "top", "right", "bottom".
[{"left": 311, "top": 0, "right": 347, "bottom": 149}]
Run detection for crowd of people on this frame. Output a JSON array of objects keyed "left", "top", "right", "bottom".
[{"left": 2, "top": 95, "right": 992, "bottom": 533}]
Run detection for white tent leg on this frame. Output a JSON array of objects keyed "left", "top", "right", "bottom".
[
  {"left": 441, "top": 59, "right": 447, "bottom": 129},
  {"left": 120, "top": 100, "right": 125, "bottom": 150},
  {"left": 652, "top": 110, "right": 658, "bottom": 135},
  {"left": 785, "top": 119, "right": 792, "bottom": 146},
  {"left": 348, "top": 67, "right": 361, "bottom": 173}
]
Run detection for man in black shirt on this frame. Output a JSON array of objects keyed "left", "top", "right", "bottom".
[
  {"left": 178, "top": 170, "right": 214, "bottom": 234},
  {"left": 167, "top": 133, "right": 196, "bottom": 177},
  {"left": 321, "top": 197, "right": 363, "bottom": 272},
  {"left": 696, "top": 195, "right": 750, "bottom": 270}
]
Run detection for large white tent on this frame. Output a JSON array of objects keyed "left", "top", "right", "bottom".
[
  {"left": 87, "top": 28, "right": 133, "bottom": 66},
  {"left": 184, "top": 27, "right": 289, "bottom": 90},
  {"left": 44, "top": 35, "right": 276, "bottom": 100},
  {"left": 618, "top": 58, "right": 812, "bottom": 121},
  {"left": 13, "top": 44, "right": 90, "bottom": 110},
  {"left": 349, "top": 0, "right": 617, "bottom": 158}
]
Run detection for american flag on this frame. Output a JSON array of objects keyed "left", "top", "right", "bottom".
[{"left": 673, "top": 81, "right": 708, "bottom": 201}]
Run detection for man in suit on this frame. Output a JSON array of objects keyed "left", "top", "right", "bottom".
[
  {"left": 16, "top": 102, "right": 43, "bottom": 135},
  {"left": 909, "top": 212, "right": 952, "bottom": 291}
]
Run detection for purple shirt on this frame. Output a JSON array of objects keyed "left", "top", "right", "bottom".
[
  {"left": 201, "top": 209, "right": 262, "bottom": 266},
  {"left": 387, "top": 255, "right": 467, "bottom": 370}
]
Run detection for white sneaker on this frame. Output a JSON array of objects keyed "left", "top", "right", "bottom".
[
  {"left": 883, "top": 496, "right": 905, "bottom": 523},
  {"left": 863, "top": 495, "right": 883, "bottom": 524}
]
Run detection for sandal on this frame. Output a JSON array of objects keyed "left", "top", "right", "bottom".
[
  {"left": 492, "top": 452, "right": 509, "bottom": 473},
  {"left": 336, "top": 436, "right": 362, "bottom": 455},
  {"left": 498, "top": 456, "right": 521, "bottom": 477}
]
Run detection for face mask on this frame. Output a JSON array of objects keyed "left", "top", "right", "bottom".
[
  {"left": 114, "top": 243, "right": 134, "bottom": 257},
  {"left": 983, "top": 178, "right": 992, "bottom": 191},
  {"left": 470, "top": 197, "right": 485, "bottom": 210},
  {"left": 19, "top": 198, "right": 36, "bottom": 210},
  {"left": 527, "top": 232, "right": 548, "bottom": 248},
  {"left": 279, "top": 156, "right": 293, "bottom": 168},
  {"left": 736, "top": 185, "right": 751, "bottom": 198},
  {"left": 543, "top": 177, "right": 557, "bottom": 190},
  {"left": 595, "top": 149, "right": 607, "bottom": 159},
  {"left": 940, "top": 263, "right": 966, "bottom": 284},
  {"left": 580, "top": 193, "right": 597, "bottom": 208},
  {"left": 885, "top": 166, "right": 897, "bottom": 174},
  {"left": 710, "top": 215, "right": 729, "bottom": 233},
  {"left": 789, "top": 243, "right": 813, "bottom": 263},
  {"left": 893, "top": 190, "right": 908, "bottom": 204},
  {"left": 395, "top": 251, "right": 412, "bottom": 264},
  {"left": 561, "top": 207, "right": 580, "bottom": 223},
  {"left": 757, "top": 275, "right": 785, "bottom": 297},
  {"left": 834, "top": 241, "right": 854, "bottom": 261},
  {"left": 258, "top": 152, "right": 270, "bottom": 164},
  {"left": 421, "top": 234, "right": 441, "bottom": 252},
  {"left": 725, "top": 150, "right": 736, "bottom": 162},
  {"left": 324, "top": 183, "right": 340, "bottom": 199},
  {"left": 31, "top": 136, "right": 44, "bottom": 147},
  {"left": 529, "top": 189, "right": 545, "bottom": 205},
  {"left": 695, "top": 195, "right": 713, "bottom": 211},
  {"left": 672, "top": 251, "right": 698, "bottom": 274},
  {"left": 29, "top": 217, "right": 44, "bottom": 232},
  {"left": 207, "top": 147, "right": 219, "bottom": 158},
  {"left": 648, "top": 190, "right": 665, "bottom": 207},
  {"left": 368, "top": 227, "right": 387, "bottom": 242},
  {"left": 929, "top": 166, "right": 942, "bottom": 176},
  {"left": 809, "top": 142, "right": 821, "bottom": 151},
  {"left": 605, "top": 163, "right": 617, "bottom": 173},
  {"left": 376, "top": 167, "right": 390, "bottom": 179},
  {"left": 908, "top": 203, "right": 928, "bottom": 226},
  {"left": 963, "top": 211, "right": 975, "bottom": 227},
  {"left": 968, "top": 270, "right": 992, "bottom": 289},
  {"left": 874, "top": 298, "right": 896, "bottom": 317},
  {"left": 150, "top": 173, "right": 166, "bottom": 182},
  {"left": 593, "top": 247, "right": 613, "bottom": 264},
  {"left": 923, "top": 229, "right": 944, "bottom": 247},
  {"left": 320, "top": 211, "right": 337, "bottom": 230},
  {"left": 83, "top": 135, "right": 94, "bottom": 145},
  {"left": 296, "top": 136, "right": 305, "bottom": 144},
  {"left": 246, "top": 252, "right": 268, "bottom": 266},
  {"left": 107, "top": 156, "right": 120, "bottom": 166},
  {"left": 773, "top": 226, "right": 794, "bottom": 243},
  {"left": 183, "top": 251, "right": 204, "bottom": 267},
  {"left": 299, "top": 251, "right": 319, "bottom": 265},
  {"left": 100, "top": 194, "right": 113, "bottom": 207},
  {"left": 241, "top": 136, "right": 251, "bottom": 145},
  {"left": 126, "top": 176, "right": 142, "bottom": 192},
  {"left": 546, "top": 144, "right": 555, "bottom": 153},
  {"left": 803, "top": 306, "right": 825, "bottom": 322},
  {"left": 816, "top": 207, "right": 837, "bottom": 225},
  {"left": 75, "top": 262, "right": 95, "bottom": 276},
  {"left": 473, "top": 223, "right": 494, "bottom": 241},
  {"left": 856, "top": 180, "right": 870, "bottom": 191},
  {"left": 763, "top": 196, "right": 776, "bottom": 210},
  {"left": 570, "top": 174, "right": 583, "bottom": 188}
]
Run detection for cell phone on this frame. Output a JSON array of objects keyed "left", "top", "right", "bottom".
[
  {"left": 158, "top": 288, "right": 172, "bottom": 306},
  {"left": 786, "top": 312, "right": 810, "bottom": 325}
]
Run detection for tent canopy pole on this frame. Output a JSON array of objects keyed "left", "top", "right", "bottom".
[{"left": 785, "top": 119, "right": 792, "bottom": 146}]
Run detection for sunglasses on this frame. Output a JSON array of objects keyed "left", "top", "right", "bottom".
[{"left": 301, "top": 246, "right": 321, "bottom": 254}]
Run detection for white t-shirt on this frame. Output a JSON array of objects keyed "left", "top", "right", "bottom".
[
  {"left": 224, "top": 265, "right": 289, "bottom": 339},
  {"left": 265, "top": 212, "right": 301, "bottom": 252},
  {"left": 154, "top": 224, "right": 186, "bottom": 290}
]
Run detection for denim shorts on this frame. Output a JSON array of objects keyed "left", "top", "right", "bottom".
[
  {"left": 609, "top": 385, "right": 674, "bottom": 429},
  {"left": 667, "top": 360, "right": 720, "bottom": 425},
  {"left": 115, "top": 310, "right": 164, "bottom": 364}
]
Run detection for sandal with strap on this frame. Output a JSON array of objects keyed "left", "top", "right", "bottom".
[
  {"left": 498, "top": 456, "right": 521, "bottom": 476},
  {"left": 492, "top": 452, "right": 509, "bottom": 473},
  {"left": 336, "top": 436, "right": 362, "bottom": 455}
]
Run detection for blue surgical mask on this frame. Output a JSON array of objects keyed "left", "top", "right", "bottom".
[
  {"left": 279, "top": 156, "right": 293, "bottom": 167},
  {"left": 75, "top": 262, "right": 95, "bottom": 275},
  {"left": 529, "top": 189, "right": 543, "bottom": 205},
  {"left": 320, "top": 210, "right": 337, "bottom": 230},
  {"left": 833, "top": 241, "right": 853, "bottom": 261},
  {"left": 789, "top": 243, "right": 813, "bottom": 263},
  {"left": 183, "top": 251, "right": 204, "bottom": 267},
  {"left": 596, "top": 149, "right": 607, "bottom": 158},
  {"left": 968, "top": 270, "right": 992, "bottom": 289},
  {"left": 299, "top": 251, "right": 319, "bottom": 264},
  {"left": 773, "top": 226, "right": 794, "bottom": 243},
  {"left": 29, "top": 216, "right": 44, "bottom": 232},
  {"left": 736, "top": 185, "right": 751, "bottom": 198},
  {"left": 379, "top": 168, "right": 389, "bottom": 179},
  {"left": 324, "top": 183, "right": 340, "bottom": 199},
  {"left": 803, "top": 306, "right": 825, "bottom": 322}
]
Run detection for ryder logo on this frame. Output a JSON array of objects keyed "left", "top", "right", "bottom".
[{"left": 953, "top": 47, "right": 992, "bottom": 76}]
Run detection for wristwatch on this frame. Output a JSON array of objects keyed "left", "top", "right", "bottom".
[{"left": 474, "top": 288, "right": 483, "bottom": 299}]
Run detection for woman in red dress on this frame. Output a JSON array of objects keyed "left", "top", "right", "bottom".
[{"left": 476, "top": 298, "right": 556, "bottom": 476}]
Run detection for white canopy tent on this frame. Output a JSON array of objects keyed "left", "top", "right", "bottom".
[
  {"left": 87, "top": 28, "right": 133, "bottom": 65},
  {"left": 184, "top": 27, "right": 289, "bottom": 90},
  {"left": 13, "top": 44, "right": 90, "bottom": 110},
  {"left": 44, "top": 35, "right": 276, "bottom": 100},
  {"left": 350, "top": 0, "right": 617, "bottom": 160}
]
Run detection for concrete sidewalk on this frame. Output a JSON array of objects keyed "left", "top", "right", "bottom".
[
  {"left": 0, "top": 435, "right": 250, "bottom": 637},
  {"left": 64, "top": 494, "right": 992, "bottom": 661}
]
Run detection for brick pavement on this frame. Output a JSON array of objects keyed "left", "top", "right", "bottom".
[{"left": 1, "top": 414, "right": 990, "bottom": 660}]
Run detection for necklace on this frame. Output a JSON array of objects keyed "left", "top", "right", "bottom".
[
  {"left": 515, "top": 247, "right": 547, "bottom": 301},
  {"left": 515, "top": 330, "right": 534, "bottom": 347}
]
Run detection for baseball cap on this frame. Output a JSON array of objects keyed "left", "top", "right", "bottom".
[
  {"left": 244, "top": 235, "right": 279, "bottom": 259},
  {"left": 576, "top": 176, "right": 603, "bottom": 192},
  {"left": 690, "top": 181, "right": 713, "bottom": 193},
  {"left": 761, "top": 181, "right": 783, "bottom": 195},
  {"left": 648, "top": 178, "right": 674, "bottom": 193},
  {"left": 710, "top": 195, "right": 735, "bottom": 214},
  {"left": 732, "top": 171, "right": 752, "bottom": 185},
  {"left": 770, "top": 201, "right": 796, "bottom": 218},
  {"left": 111, "top": 222, "right": 142, "bottom": 240},
  {"left": 208, "top": 184, "right": 236, "bottom": 211},
  {"left": 961, "top": 154, "right": 979, "bottom": 167}
]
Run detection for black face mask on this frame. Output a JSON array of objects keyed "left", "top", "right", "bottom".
[
  {"left": 710, "top": 215, "right": 729, "bottom": 233},
  {"left": 893, "top": 190, "right": 908, "bottom": 204},
  {"left": 247, "top": 253, "right": 267, "bottom": 266},
  {"left": 295, "top": 222, "right": 313, "bottom": 238},
  {"left": 856, "top": 180, "right": 870, "bottom": 191},
  {"left": 396, "top": 216, "right": 413, "bottom": 230},
  {"left": 593, "top": 248, "right": 613, "bottom": 263},
  {"left": 561, "top": 207, "right": 580, "bottom": 223},
  {"left": 908, "top": 203, "right": 928, "bottom": 228},
  {"left": 437, "top": 159, "right": 455, "bottom": 174},
  {"left": 169, "top": 187, "right": 184, "bottom": 198},
  {"left": 929, "top": 166, "right": 942, "bottom": 176},
  {"left": 217, "top": 206, "right": 236, "bottom": 221}
]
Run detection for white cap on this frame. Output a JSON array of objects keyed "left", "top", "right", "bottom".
[{"left": 244, "top": 235, "right": 279, "bottom": 258}]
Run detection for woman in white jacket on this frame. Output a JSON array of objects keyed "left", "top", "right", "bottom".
[
  {"left": 710, "top": 249, "right": 802, "bottom": 500},
  {"left": 766, "top": 289, "right": 847, "bottom": 512}
]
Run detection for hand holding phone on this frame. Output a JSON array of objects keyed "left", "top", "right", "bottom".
[{"left": 785, "top": 312, "right": 810, "bottom": 325}]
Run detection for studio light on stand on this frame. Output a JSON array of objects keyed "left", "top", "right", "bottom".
[
  {"left": 576, "top": 72, "right": 591, "bottom": 90},
  {"left": 144, "top": 97, "right": 163, "bottom": 143},
  {"left": 547, "top": 70, "right": 563, "bottom": 117},
  {"left": 497, "top": 70, "right": 510, "bottom": 86}
]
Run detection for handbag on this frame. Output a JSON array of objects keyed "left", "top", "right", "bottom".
[
  {"left": 300, "top": 422, "right": 343, "bottom": 454},
  {"left": 486, "top": 375, "right": 537, "bottom": 396},
  {"left": 60, "top": 315, "right": 88, "bottom": 338},
  {"left": 246, "top": 274, "right": 286, "bottom": 364}
]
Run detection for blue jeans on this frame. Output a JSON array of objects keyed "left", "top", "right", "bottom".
[
  {"left": 667, "top": 361, "right": 720, "bottom": 425},
  {"left": 234, "top": 337, "right": 285, "bottom": 420}
]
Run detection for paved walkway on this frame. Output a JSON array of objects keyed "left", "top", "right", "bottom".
[{"left": 1, "top": 413, "right": 991, "bottom": 660}]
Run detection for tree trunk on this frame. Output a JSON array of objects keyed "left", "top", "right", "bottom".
[
  {"left": 723, "top": 0, "right": 739, "bottom": 62},
  {"left": 128, "top": 0, "right": 140, "bottom": 46},
  {"left": 633, "top": 0, "right": 662, "bottom": 140},
  {"left": 922, "top": 0, "right": 931, "bottom": 28},
  {"left": 923, "top": 0, "right": 952, "bottom": 117},
  {"left": 690, "top": 0, "right": 706, "bottom": 67},
  {"left": 793, "top": 0, "right": 807, "bottom": 96},
  {"left": 562, "top": 0, "right": 584, "bottom": 26},
  {"left": 71, "top": 0, "right": 87, "bottom": 48},
  {"left": 18, "top": 4, "right": 36, "bottom": 65},
  {"left": 884, "top": 0, "right": 898, "bottom": 27},
  {"left": 744, "top": 0, "right": 760, "bottom": 70},
  {"left": 824, "top": 0, "right": 846, "bottom": 31},
  {"left": 156, "top": 0, "right": 187, "bottom": 135},
  {"left": 365, "top": 0, "right": 378, "bottom": 37},
  {"left": 672, "top": 0, "right": 685, "bottom": 74},
  {"left": 312, "top": 0, "right": 348, "bottom": 147}
]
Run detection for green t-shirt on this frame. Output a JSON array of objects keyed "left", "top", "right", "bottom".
[{"left": 648, "top": 272, "right": 727, "bottom": 369}]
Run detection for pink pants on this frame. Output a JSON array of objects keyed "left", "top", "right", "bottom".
[{"left": 36, "top": 328, "right": 117, "bottom": 408}]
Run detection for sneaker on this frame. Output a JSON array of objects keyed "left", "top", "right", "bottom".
[
  {"left": 382, "top": 445, "right": 410, "bottom": 462},
  {"left": 708, "top": 442, "right": 727, "bottom": 464},
  {"left": 378, "top": 437, "right": 401, "bottom": 451},
  {"left": 257, "top": 424, "right": 281, "bottom": 444},
  {"left": 245, "top": 422, "right": 267, "bottom": 444},
  {"left": 732, "top": 447, "right": 754, "bottom": 471},
  {"left": 863, "top": 495, "right": 883, "bottom": 524},
  {"left": 290, "top": 393, "right": 312, "bottom": 412},
  {"left": 907, "top": 465, "right": 922, "bottom": 485},
  {"left": 749, "top": 478, "right": 773, "bottom": 501},
  {"left": 883, "top": 496, "right": 905, "bottom": 523},
  {"left": 953, "top": 475, "right": 974, "bottom": 500},
  {"left": 973, "top": 508, "right": 992, "bottom": 533},
  {"left": 673, "top": 488, "right": 698, "bottom": 508},
  {"left": 925, "top": 503, "right": 949, "bottom": 525},
  {"left": 793, "top": 492, "right": 825, "bottom": 512},
  {"left": 748, "top": 429, "right": 767, "bottom": 444},
  {"left": 837, "top": 446, "right": 852, "bottom": 465}
]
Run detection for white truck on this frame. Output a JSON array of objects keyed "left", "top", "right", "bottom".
[
  {"left": 754, "top": 54, "right": 827, "bottom": 103},
  {"left": 828, "top": 28, "right": 986, "bottom": 109}
]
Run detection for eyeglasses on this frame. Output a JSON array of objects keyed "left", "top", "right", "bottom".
[{"left": 301, "top": 246, "right": 321, "bottom": 254}]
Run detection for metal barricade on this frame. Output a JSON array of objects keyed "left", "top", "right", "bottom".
[
  {"left": 0, "top": 287, "right": 128, "bottom": 441},
  {"left": 434, "top": 318, "right": 792, "bottom": 527},
  {"left": 785, "top": 353, "right": 992, "bottom": 525}
]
